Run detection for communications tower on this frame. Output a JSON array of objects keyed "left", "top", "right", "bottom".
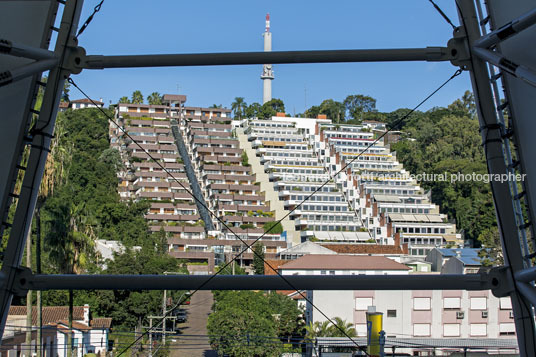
[{"left": 261, "top": 13, "right": 274, "bottom": 104}]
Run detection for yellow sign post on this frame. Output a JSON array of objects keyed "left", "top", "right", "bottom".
[{"left": 366, "top": 311, "right": 383, "bottom": 356}]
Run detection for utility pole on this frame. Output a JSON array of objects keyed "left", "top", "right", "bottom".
[
  {"left": 148, "top": 318, "right": 152, "bottom": 357},
  {"left": 36, "top": 207, "right": 42, "bottom": 357},
  {"left": 24, "top": 233, "right": 32, "bottom": 357},
  {"left": 162, "top": 288, "right": 166, "bottom": 346},
  {"left": 67, "top": 290, "right": 73, "bottom": 357}
]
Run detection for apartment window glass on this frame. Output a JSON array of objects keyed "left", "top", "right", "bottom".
[
  {"left": 443, "top": 297, "right": 461, "bottom": 309},
  {"left": 470, "top": 323, "right": 487, "bottom": 336},
  {"left": 355, "top": 297, "right": 373, "bottom": 311},
  {"left": 387, "top": 310, "right": 397, "bottom": 318},
  {"left": 443, "top": 324, "right": 460, "bottom": 337},
  {"left": 413, "top": 324, "right": 431, "bottom": 337},
  {"left": 413, "top": 297, "right": 431, "bottom": 310},
  {"left": 470, "top": 297, "right": 487, "bottom": 310},
  {"left": 499, "top": 297, "right": 512, "bottom": 310}
]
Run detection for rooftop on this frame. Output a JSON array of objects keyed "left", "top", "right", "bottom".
[{"left": 278, "top": 254, "right": 410, "bottom": 271}]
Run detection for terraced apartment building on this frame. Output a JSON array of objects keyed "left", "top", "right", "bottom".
[
  {"left": 236, "top": 115, "right": 462, "bottom": 258},
  {"left": 110, "top": 95, "right": 286, "bottom": 271}
]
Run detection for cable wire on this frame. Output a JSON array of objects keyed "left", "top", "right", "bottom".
[
  {"left": 428, "top": 0, "right": 457, "bottom": 30},
  {"left": 68, "top": 67, "right": 462, "bottom": 355},
  {"left": 67, "top": 78, "right": 370, "bottom": 355},
  {"left": 76, "top": 0, "right": 104, "bottom": 38}
]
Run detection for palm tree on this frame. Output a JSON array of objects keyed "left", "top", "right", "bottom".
[
  {"left": 131, "top": 90, "right": 144, "bottom": 104},
  {"left": 304, "top": 320, "right": 331, "bottom": 340},
  {"left": 231, "top": 97, "right": 247, "bottom": 119},
  {"left": 328, "top": 317, "right": 357, "bottom": 337},
  {"left": 147, "top": 92, "right": 163, "bottom": 105},
  {"left": 118, "top": 96, "right": 130, "bottom": 104}
]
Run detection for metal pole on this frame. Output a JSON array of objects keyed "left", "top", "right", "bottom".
[
  {"left": 0, "top": 39, "right": 56, "bottom": 60},
  {"left": 82, "top": 47, "right": 452, "bottom": 69},
  {"left": 473, "top": 6, "right": 536, "bottom": 48},
  {"left": 1, "top": 58, "right": 59, "bottom": 87},
  {"left": 148, "top": 318, "right": 152, "bottom": 357},
  {"left": 24, "top": 232, "right": 32, "bottom": 357},
  {"left": 472, "top": 47, "right": 536, "bottom": 88},
  {"left": 456, "top": 1, "right": 536, "bottom": 355},
  {"left": 0, "top": 0, "right": 84, "bottom": 342},
  {"left": 162, "top": 288, "right": 166, "bottom": 346},
  {"left": 26, "top": 273, "right": 492, "bottom": 291},
  {"left": 515, "top": 266, "right": 536, "bottom": 283}
]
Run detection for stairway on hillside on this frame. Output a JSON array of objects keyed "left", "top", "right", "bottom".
[{"left": 170, "top": 120, "right": 214, "bottom": 231}]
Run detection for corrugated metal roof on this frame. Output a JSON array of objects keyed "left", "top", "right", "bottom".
[{"left": 316, "top": 337, "right": 518, "bottom": 349}]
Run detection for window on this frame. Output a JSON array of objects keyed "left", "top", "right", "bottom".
[
  {"left": 470, "top": 297, "right": 487, "bottom": 310},
  {"left": 355, "top": 324, "right": 368, "bottom": 337},
  {"left": 499, "top": 323, "right": 516, "bottom": 336},
  {"left": 413, "top": 297, "right": 431, "bottom": 310},
  {"left": 387, "top": 310, "right": 397, "bottom": 318},
  {"left": 413, "top": 324, "right": 431, "bottom": 337},
  {"left": 443, "top": 297, "right": 461, "bottom": 309},
  {"left": 443, "top": 323, "right": 460, "bottom": 337},
  {"left": 500, "top": 297, "right": 512, "bottom": 310},
  {"left": 355, "top": 297, "right": 373, "bottom": 310},
  {"left": 470, "top": 323, "right": 487, "bottom": 336}
]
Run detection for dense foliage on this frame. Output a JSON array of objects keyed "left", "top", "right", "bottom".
[
  {"left": 207, "top": 291, "right": 304, "bottom": 357},
  {"left": 26, "top": 108, "right": 188, "bottom": 331}
]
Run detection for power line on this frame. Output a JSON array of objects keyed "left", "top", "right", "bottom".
[
  {"left": 68, "top": 67, "right": 462, "bottom": 355},
  {"left": 67, "top": 79, "right": 368, "bottom": 355}
]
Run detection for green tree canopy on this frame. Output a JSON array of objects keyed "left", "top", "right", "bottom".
[
  {"left": 131, "top": 90, "right": 144, "bottom": 104},
  {"left": 343, "top": 94, "right": 377, "bottom": 121},
  {"left": 261, "top": 98, "right": 285, "bottom": 118},
  {"left": 245, "top": 102, "right": 262, "bottom": 118},
  {"left": 253, "top": 242, "right": 265, "bottom": 275},
  {"left": 118, "top": 96, "right": 130, "bottom": 104},
  {"left": 147, "top": 92, "right": 163, "bottom": 105},
  {"left": 208, "top": 291, "right": 303, "bottom": 356}
]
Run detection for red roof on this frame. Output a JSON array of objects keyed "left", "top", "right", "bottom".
[
  {"left": 278, "top": 254, "right": 410, "bottom": 271},
  {"left": 9, "top": 306, "right": 85, "bottom": 325},
  {"left": 90, "top": 318, "right": 112, "bottom": 329}
]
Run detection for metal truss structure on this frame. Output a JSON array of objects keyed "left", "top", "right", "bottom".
[{"left": 1, "top": 0, "right": 536, "bottom": 354}]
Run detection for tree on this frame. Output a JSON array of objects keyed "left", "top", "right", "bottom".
[
  {"left": 210, "top": 104, "right": 223, "bottom": 108},
  {"left": 343, "top": 94, "right": 377, "bottom": 121},
  {"left": 231, "top": 97, "right": 247, "bottom": 119},
  {"left": 319, "top": 99, "right": 345, "bottom": 123},
  {"left": 253, "top": 242, "right": 265, "bottom": 275},
  {"left": 208, "top": 291, "right": 303, "bottom": 356},
  {"left": 478, "top": 226, "right": 503, "bottom": 266},
  {"left": 304, "top": 105, "right": 321, "bottom": 118},
  {"left": 245, "top": 102, "right": 262, "bottom": 118},
  {"left": 448, "top": 90, "right": 476, "bottom": 118},
  {"left": 118, "top": 96, "right": 130, "bottom": 104},
  {"left": 131, "top": 90, "right": 143, "bottom": 104},
  {"left": 241, "top": 151, "right": 249, "bottom": 167},
  {"left": 147, "top": 92, "right": 163, "bottom": 105},
  {"left": 260, "top": 98, "right": 285, "bottom": 118}
]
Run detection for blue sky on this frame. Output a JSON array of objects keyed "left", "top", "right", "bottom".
[{"left": 71, "top": 0, "right": 471, "bottom": 114}]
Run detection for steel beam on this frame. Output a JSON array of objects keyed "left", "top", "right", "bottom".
[
  {"left": 473, "top": 6, "right": 536, "bottom": 48},
  {"left": 24, "top": 273, "right": 492, "bottom": 291},
  {"left": 457, "top": 1, "right": 536, "bottom": 355},
  {"left": 82, "top": 47, "right": 452, "bottom": 69},
  {"left": 516, "top": 266, "right": 536, "bottom": 283},
  {"left": 0, "top": 58, "right": 58, "bottom": 87},
  {"left": 472, "top": 47, "right": 536, "bottom": 88},
  {"left": 0, "top": 39, "right": 56, "bottom": 60}
]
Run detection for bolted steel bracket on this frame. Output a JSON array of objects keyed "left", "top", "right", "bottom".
[
  {"left": 448, "top": 26, "right": 471, "bottom": 70},
  {"left": 9, "top": 267, "right": 32, "bottom": 297},
  {"left": 489, "top": 266, "right": 515, "bottom": 297}
]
